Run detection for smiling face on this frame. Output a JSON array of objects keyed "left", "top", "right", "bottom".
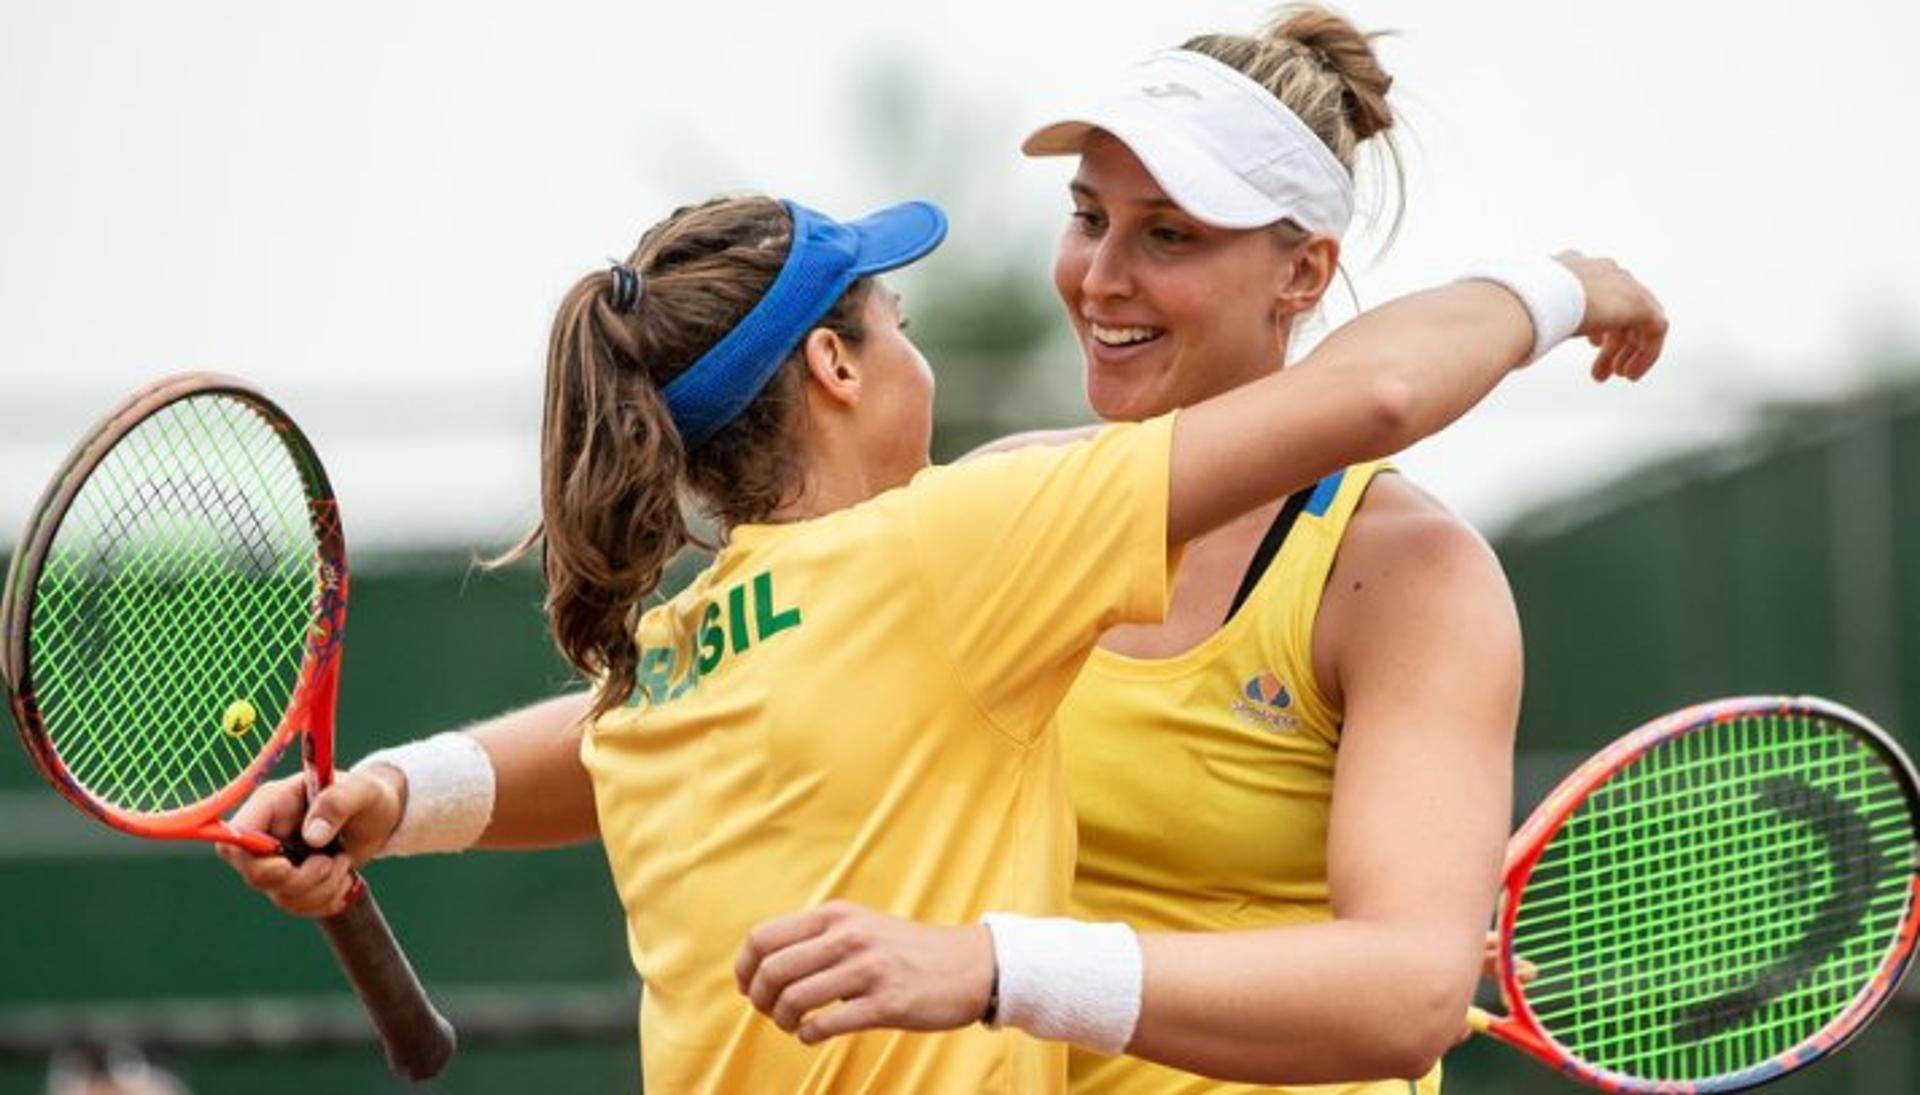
[{"left": 1052, "top": 132, "right": 1314, "bottom": 421}]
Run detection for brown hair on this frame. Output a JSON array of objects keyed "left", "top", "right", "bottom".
[
  {"left": 1184, "top": 3, "right": 1404, "bottom": 246},
  {"left": 498, "top": 195, "right": 872, "bottom": 717}
]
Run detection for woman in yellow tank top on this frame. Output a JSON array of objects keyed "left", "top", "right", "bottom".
[
  {"left": 216, "top": 175, "right": 1662, "bottom": 1091},
  {"left": 739, "top": 7, "right": 1648, "bottom": 1093}
]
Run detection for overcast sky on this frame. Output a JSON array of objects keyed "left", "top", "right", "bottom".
[{"left": 3, "top": 0, "right": 1917, "bottom": 550}]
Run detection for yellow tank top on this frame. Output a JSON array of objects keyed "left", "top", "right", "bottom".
[{"left": 1060, "top": 461, "right": 1439, "bottom": 1095}]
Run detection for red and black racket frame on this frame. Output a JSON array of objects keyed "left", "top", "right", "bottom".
[
  {"left": 2, "top": 373, "right": 346, "bottom": 859},
  {"left": 0, "top": 373, "right": 454, "bottom": 1082},
  {"left": 1480, "top": 696, "right": 1920, "bottom": 1094}
]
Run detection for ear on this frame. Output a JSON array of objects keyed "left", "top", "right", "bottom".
[
  {"left": 800, "top": 326, "right": 861, "bottom": 410},
  {"left": 1274, "top": 235, "right": 1341, "bottom": 315}
]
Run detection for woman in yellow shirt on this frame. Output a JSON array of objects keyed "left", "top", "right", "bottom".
[
  {"left": 223, "top": 195, "right": 1655, "bottom": 1093},
  {"left": 737, "top": 8, "right": 1619, "bottom": 1093},
  {"left": 222, "top": 30, "right": 1664, "bottom": 1095}
]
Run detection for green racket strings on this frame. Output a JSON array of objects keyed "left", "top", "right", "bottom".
[
  {"left": 27, "top": 395, "right": 320, "bottom": 815},
  {"left": 1512, "top": 711, "right": 1915, "bottom": 1082}
]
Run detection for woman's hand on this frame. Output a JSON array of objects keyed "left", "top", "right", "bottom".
[
  {"left": 1555, "top": 251, "right": 1669, "bottom": 382},
  {"left": 213, "top": 766, "right": 406, "bottom": 918},
  {"left": 735, "top": 901, "right": 995, "bottom": 1045}
]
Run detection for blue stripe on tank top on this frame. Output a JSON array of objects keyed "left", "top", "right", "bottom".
[{"left": 1304, "top": 468, "right": 1346, "bottom": 517}]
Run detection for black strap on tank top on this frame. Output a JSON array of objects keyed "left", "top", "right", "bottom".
[{"left": 1223, "top": 485, "right": 1314, "bottom": 625}]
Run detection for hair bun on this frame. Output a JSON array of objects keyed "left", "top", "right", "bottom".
[{"left": 1265, "top": 5, "right": 1394, "bottom": 142}]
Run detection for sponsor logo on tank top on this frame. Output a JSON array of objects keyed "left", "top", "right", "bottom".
[{"left": 1231, "top": 670, "right": 1299, "bottom": 733}]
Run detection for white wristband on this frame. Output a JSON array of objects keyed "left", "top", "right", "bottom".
[
  {"left": 1458, "top": 257, "right": 1587, "bottom": 364},
  {"left": 981, "top": 913, "right": 1143, "bottom": 1055},
  {"left": 352, "top": 732, "right": 496, "bottom": 857}
]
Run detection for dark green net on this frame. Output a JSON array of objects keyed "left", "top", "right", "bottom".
[
  {"left": 1512, "top": 710, "right": 1916, "bottom": 1082},
  {"left": 26, "top": 394, "right": 320, "bottom": 815}
]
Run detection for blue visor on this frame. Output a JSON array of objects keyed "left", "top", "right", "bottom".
[{"left": 663, "top": 199, "right": 948, "bottom": 446}]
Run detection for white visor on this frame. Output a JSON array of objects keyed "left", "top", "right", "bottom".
[{"left": 1023, "top": 49, "right": 1355, "bottom": 236}]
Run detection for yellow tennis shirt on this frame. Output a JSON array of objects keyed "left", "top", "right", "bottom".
[
  {"left": 1062, "top": 462, "right": 1439, "bottom": 1095},
  {"left": 582, "top": 415, "right": 1178, "bottom": 1094}
]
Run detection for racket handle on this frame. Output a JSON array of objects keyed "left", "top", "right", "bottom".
[{"left": 318, "top": 880, "right": 457, "bottom": 1082}]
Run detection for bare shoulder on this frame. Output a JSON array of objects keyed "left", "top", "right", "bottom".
[
  {"left": 961, "top": 425, "right": 1101, "bottom": 462},
  {"left": 1329, "top": 473, "right": 1509, "bottom": 596},
  {"left": 1314, "top": 472, "right": 1520, "bottom": 706}
]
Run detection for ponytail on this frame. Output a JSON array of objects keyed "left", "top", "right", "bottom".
[
  {"left": 499, "top": 270, "right": 691, "bottom": 718},
  {"left": 1184, "top": 4, "right": 1406, "bottom": 247},
  {"left": 497, "top": 196, "right": 871, "bottom": 717}
]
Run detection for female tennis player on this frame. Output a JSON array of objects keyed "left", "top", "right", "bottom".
[
  {"left": 734, "top": 8, "right": 1610, "bottom": 1093},
  {"left": 220, "top": 61, "right": 1663, "bottom": 1095}
]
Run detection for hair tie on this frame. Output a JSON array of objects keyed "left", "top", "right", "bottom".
[{"left": 608, "top": 262, "right": 644, "bottom": 314}]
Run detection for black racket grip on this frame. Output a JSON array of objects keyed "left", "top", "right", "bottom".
[{"left": 317, "top": 882, "right": 457, "bottom": 1082}]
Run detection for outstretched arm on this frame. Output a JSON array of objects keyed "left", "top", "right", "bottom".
[
  {"left": 1165, "top": 253, "right": 1663, "bottom": 546},
  {"left": 963, "top": 255, "right": 1662, "bottom": 495}
]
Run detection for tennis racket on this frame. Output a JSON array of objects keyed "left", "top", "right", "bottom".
[
  {"left": 1, "top": 373, "right": 456, "bottom": 1081},
  {"left": 1470, "top": 695, "right": 1920, "bottom": 1093}
]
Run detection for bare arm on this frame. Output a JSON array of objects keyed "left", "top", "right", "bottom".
[
  {"left": 969, "top": 261, "right": 1663, "bottom": 543},
  {"left": 1166, "top": 256, "right": 1662, "bottom": 546},
  {"left": 1121, "top": 509, "right": 1519, "bottom": 1083},
  {"left": 466, "top": 692, "right": 598, "bottom": 849},
  {"left": 355, "top": 691, "right": 600, "bottom": 852}
]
